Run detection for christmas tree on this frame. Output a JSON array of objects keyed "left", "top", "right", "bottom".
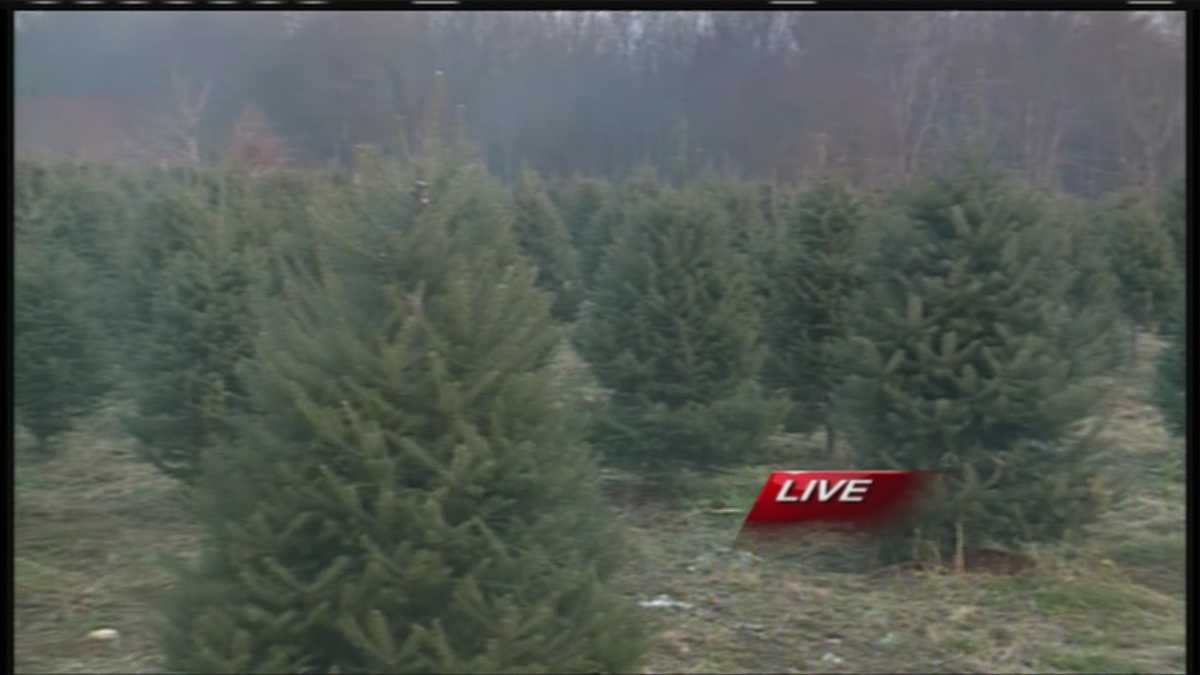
[
  {"left": 511, "top": 170, "right": 583, "bottom": 321},
  {"left": 121, "top": 170, "right": 277, "bottom": 484},
  {"left": 698, "top": 178, "right": 780, "bottom": 312},
  {"left": 160, "top": 150, "right": 644, "bottom": 673},
  {"left": 835, "top": 161, "right": 1114, "bottom": 566},
  {"left": 580, "top": 183, "right": 787, "bottom": 472},
  {"left": 1162, "top": 176, "right": 1185, "bottom": 270},
  {"left": 14, "top": 162, "right": 125, "bottom": 451},
  {"left": 766, "top": 178, "right": 869, "bottom": 447},
  {"left": 1101, "top": 189, "right": 1182, "bottom": 363},
  {"left": 14, "top": 222, "right": 111, "bottom": 452},
  {"left": 1153, "top": 298, "right": 1185, "bottom": 439},
  {"left": 550, "top": 175, "right": 614, "bottom": 292},
  {"left": 1151, "top": 176, "right": 1186, "bottom": 438}
]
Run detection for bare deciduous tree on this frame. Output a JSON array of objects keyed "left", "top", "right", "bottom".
[{"left": 127, "top": 65, "right": 212, "bottom": 168}]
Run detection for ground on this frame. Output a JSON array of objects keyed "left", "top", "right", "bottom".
[{"left": 14, "top": 337, "right": 1185, "bottom": 674}]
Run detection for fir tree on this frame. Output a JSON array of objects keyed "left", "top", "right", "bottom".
[
  {"left": 161, "top": 152, "right": 644, "bottom": 673},
  {"left": 14, "top": 226, "right": 110, "bottom": 452},
  {"left": 1102, "top": 189, "right": 1182, "bottom": 363},
  {"left": 112, "top": 171, "right": 225, "bottom": 350},
  {"left": 1048, "top": 194, "right": 1126, "bottom": 374},
  {"left": 512, "top": 170, "right": 583, "bottom": 321},
  {"left": 766, "top": 179, "right": 869, "bottom": 448},
  {"left": 580, "top": 184, "right": 787, "bottom": 472},
  {"left": 558, "top": 168, "right": 664, "bottom": 297},
  {"left": 1162, "top": 176, "right": 1185, "bottom": 270},
  {"left": 835, "top": 162, "right": 1113, "bottom": 566},
  {"left": 14, "top": 161, "right": 132, "bottom": 271},
  {"left": 553, "top": 176, "right": 615, "bottom": 291},
  {"left": 1153, "top": 299, "right": 1185, "bottom": 438},
  {"left": 16, "top": 162, "right": 135, "bottom": 390},
  {"left": 14, "top": 162, "right": 123, "bottom": 451},
  {"left": 1151, "top": 176, "right": 1186, "bottom": 439},
  {"left": 698, "top": 178, "right": 779, "bottom": 311},
  {"left": 121, "top": 171, "right": 274, "bottom": 484}
]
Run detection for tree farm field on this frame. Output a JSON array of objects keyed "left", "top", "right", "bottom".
[
  {"left": 14, "top": 12, "right": 1186, "bottom": 673},
  {"left": 14, "top": 338, "right": 1184, "bottom": 674}
]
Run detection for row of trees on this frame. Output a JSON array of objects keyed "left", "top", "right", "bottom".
[
  {"left": 15, "top": 132, "right": 1184, "bottom": 668},
  {"left": 17, "top": 139, "right": 647, "bottom": 671},
  {"left": 16, "top": 11, "right": 1184, "bottom": 195}
]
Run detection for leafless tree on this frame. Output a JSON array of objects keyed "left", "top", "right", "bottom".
[
  {"left": 127, "top": 65, "right": 212, "bottom": 168},
  {"left": 876, "top": 13, "right": 950, "bottom": 183}
]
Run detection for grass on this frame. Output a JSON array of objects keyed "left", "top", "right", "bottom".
[
  {"left": 14, "top": 401, "right": 199, "bottom": 674},
  {"left": 13, "top": 338, "right": 1185, "bottom": 673},
  {"left": 614, "top": 474, "right": 1183, "bottom": 674}
]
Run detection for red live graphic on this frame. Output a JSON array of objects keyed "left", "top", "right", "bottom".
[{"left": 741, "top": 471, "right": 933, "bottom": 529}]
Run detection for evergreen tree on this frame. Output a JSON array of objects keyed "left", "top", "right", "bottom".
[
  {"left": 161, "top": 152, "right": 644, "bottom": 673},
  {"left": 757, "top": 182, "right": 785, "bottom": 247},
  {"left": 14, "top": 161, "right": 131, "bottom": 271},
  {"left": 14, "top": 162, "right": 123, "bottom": 451},
  {"left": 553, "top": 176, "right": 615, "bottom": 291},
  {"left": 512, "top": 170, "right": 583, "bottom": 321},
  {"left": 1151, "top": 175, "right": 1186, "bottom": 438},
  {"left": 1162, "top": 176, "right": 1185, "bottom": 270},
  {"left": 1153, "top": 297, "right": 1185, "bottom": 438},
  {"left": 14, "top": 226, "right": 110, "bottom": 452},
  {"left": 16, "top": 162, "right": 137, "bottom": 389},
  {"left": 698, "top": 178, "right": 779, "bottom": 311},
  {"left": 1102, "top": 189, "right": 1182, "bottom": 362},
  {"left": 835, "top": 162, "right": 1113, "bottom": 566},
  {"left": 580, "top": 184, "right": 787, "bottom": 472},
  {"left": 766, "top": 179, "right": 869, "bottom": 448},
  {"left": 121, "top": 171, "right": 277, "bottom": 484},
  {"left": 112, "top": 171, "right": 224, "bottom": 351},
  {"left": 558, "top": 168, "right": 664, "bottom": 296},
  {"left": 1048, "top": 194, "right": 1126, "bottom": 374}
]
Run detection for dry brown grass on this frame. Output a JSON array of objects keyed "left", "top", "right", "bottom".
[
  {"left": 14, "top": 403, "right": 200, "bottom": 674},
  {"left": 618, "top": 485, "right": 1183, "bottom": 674},
  {"left": 612, "top": 334, "right": 1183, "bottom": 673},
  {"left": 13, "top": 335, "right": 1184, "bottom": 673}
]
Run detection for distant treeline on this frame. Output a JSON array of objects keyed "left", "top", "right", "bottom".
[{"left": 16, "top": 11, "right": 1184, "bottom": 195}]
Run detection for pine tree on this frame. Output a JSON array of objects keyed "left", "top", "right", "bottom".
[
  {"left": 1102, "top": 189, "right": 1182, "bottom": 363},
  {"left": 1162, "top": 176, "right": 1185, "bottom": 270},
  {"left": 112, "top": 171, "right": 225, "bottom": 351},
  {"left": 1153, "top": 298, "right": 1185, "bottom": 438},
  {"left": 1048, "top": 193, "right": 1126, "bottom": 374},
  {"left": 14, "top": 161, "right": 131, "bottom": 271},
  {"left": 557, "top": 168, "right": 664, "bottom": 297},
  {"left": 15, "top": 239, "right": 110, "bottom": 452},
  {"left": 553, "top": 176, "right": 615, "bottom": 291},
  {"left": 16, "top": 162, "right": 136, "bottom": 387},
  {"left": 835, "top": 162, "right": 1113, "bottom": 566},
  {"left": 698, "top": 178, "right": 779, "bottom": 311},
  {"left": 14, "top": 163, "right": 117, "bottom": 451},
  {"left": 580, "top": 184, "right": 787, "bottom": 472},
  {"left": 1151, "top": 176, "right": 1186, "bottom": 439},
  {"left": 121, "top": 171, "right": 276, "bottom": 484},
  {"left": 161, "top": 152, "right": 644, "bottom": 673},
  {"left": 512, "top": 170, "right": 583, "bottom": 321},
  {"left": 766, "top": 179, "right": 869, "bottom": 449}
]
